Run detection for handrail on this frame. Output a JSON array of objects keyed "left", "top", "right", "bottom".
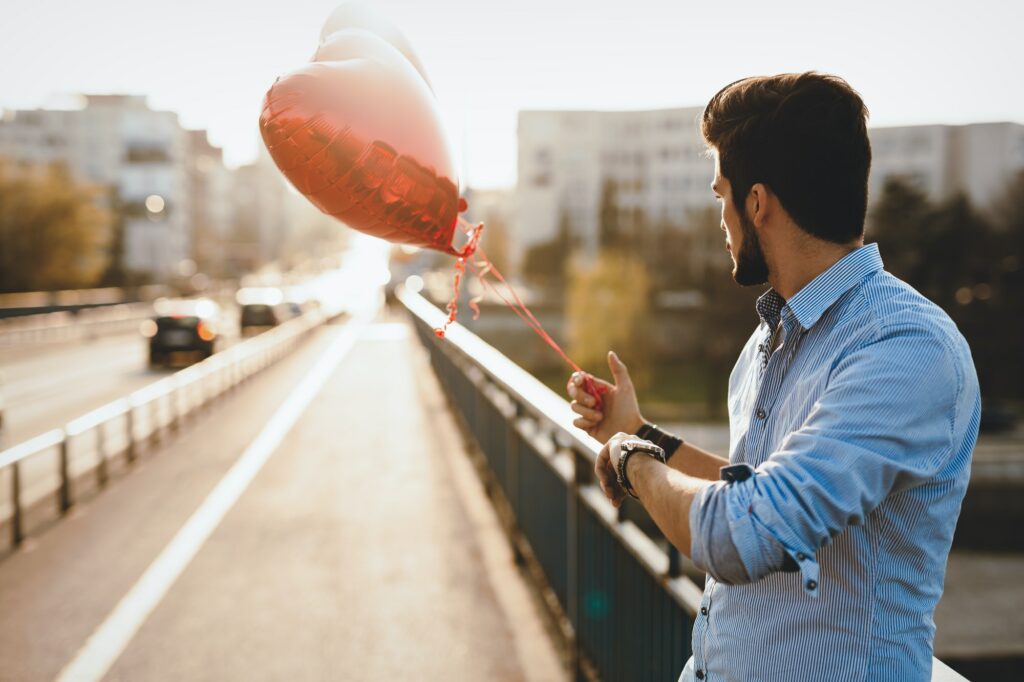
[
  {"left": 399, "top": 285, "right": 600, "bottom": 462},
  {"left": 0, "top": 302, "right": 154, "bottom": 346},
  {"left": 0, "top": 309, "right": 327, "bottom": 547},
  {"left": 398, "top": 286, "right": 968, "bottom": 682}
]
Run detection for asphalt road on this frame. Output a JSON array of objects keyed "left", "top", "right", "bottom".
[
  {"left": 0, "top": 315, "right": 564, "bottom": 681},
  {"left": 0, "top": 333, "right": 158, "bottom": 448}
]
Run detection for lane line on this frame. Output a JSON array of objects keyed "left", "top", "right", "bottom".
[{"left": 56, "top": 318, "right": 368, "bottom": 682}]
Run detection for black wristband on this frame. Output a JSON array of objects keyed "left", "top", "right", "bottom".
[{"left": 635, "top": 422, "right": 684, "bottom": 459}]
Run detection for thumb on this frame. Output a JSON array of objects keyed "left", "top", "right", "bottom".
[{"left": 607, "top": 351, "right": 633, "bottom": 388}]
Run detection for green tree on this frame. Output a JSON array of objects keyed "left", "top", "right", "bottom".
[
  {"left": 522, "top": 209, "right": 575, "bottom": 291},
  {"left": 479, "top": 216, "right": 512, "bottom": 277},
  {"left": 867, "top": 177, "right": 932, "bottom": 282},
  {"left": 869, "top": 177, "right": 1017, "bottom": 403},
  {"left": 688, "top": 207, "right": 762, "bottom": 417},
  {"left": 0, "top": 160, "right": 112, "bottom": 292},
  {"left": 983, "top": 171, "right": 1024, "bottom": 401},
  {"left": 567, "top": 250, "right": 653, "bottom": 391},
  {"left": 598, "top": 179, "right": 622, "bottom": 250}
]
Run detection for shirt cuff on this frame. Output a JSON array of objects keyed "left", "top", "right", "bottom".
[{"left": 690, "top": 464, "right": 822, "bottom": 596}]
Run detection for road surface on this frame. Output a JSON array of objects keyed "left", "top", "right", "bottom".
[{"left": 0, "top": 314, "right": 564, "bottom": 681}]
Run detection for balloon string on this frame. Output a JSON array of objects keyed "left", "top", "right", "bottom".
[
  {"left": 466, "top": 247, "right": 609, "bottom": 411},
  {"left": 431, "top": 215, "right": 608, "bottom": 410},
  {"left": 434, "top": 217, "right": 485, "bottom": 337},
  {"left": 433, "top": 256, "right": 466, "bottom": 337}
]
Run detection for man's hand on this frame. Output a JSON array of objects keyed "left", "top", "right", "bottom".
[
  {"left": 595, "top": 432, "right": 631, "bottom": 508},
  {"left": 567, "top": 351, "right": 644, "bottom": 443}
]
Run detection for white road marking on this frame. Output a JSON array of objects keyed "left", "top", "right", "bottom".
[{"left": 56, "top": 319, "right": 368, "bottom": 682}]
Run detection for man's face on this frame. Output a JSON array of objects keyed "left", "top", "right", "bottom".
[{"left": 712, "top": 155, "right": 769, "bottom": 286}]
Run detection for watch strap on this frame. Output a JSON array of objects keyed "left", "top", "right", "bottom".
[
  {"left": 616, "top": 439, "right": 666, "bottom": 500},
  {"left": 635, "top": 422, "right": 684, "bottom": 459}
]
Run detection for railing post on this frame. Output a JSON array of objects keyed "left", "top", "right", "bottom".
[
  {"left": 668, "top": 545, "right": 684, "bottom": 578},
  {"left": 169, "top": 385, "right": 180, "bottom": 434},
  {"left": 567, "top": 446, "right": 585, "bottom": 681},
  {"left": 96, "top": 423, "right": 108, "bottom": 488},
  {"left": 58, "top": 431, "right": 72, "bottom": 513},
  {"left": 125, "top": 404, "right": 137, "bottom": 464},
  {"left": 11, "top": 462, "right": 23, "bottom": 546},
  {"left": 149, "top": 400, "right": 160, "bottom": 445}
]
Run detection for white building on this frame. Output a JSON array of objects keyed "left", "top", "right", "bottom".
[
  {"left": 187, "top": 130, "right": 234, "bottom": 275},
  {"left": 0, "top": 95, "right": 192, "bottom": 278},
  {"left": 517, "top": 107, "right": 712, "bottom": 265},
  {"left": 870, "top": 122, "right": 1024, "bottom": 209},
  {"left": 517, "top": 109, "right": 1024, "bottom": 262},
  {"left": 230, "top": 144, "right": 291, "bottom": 271}
]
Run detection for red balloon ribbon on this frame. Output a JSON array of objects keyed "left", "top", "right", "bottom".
[{"left": 432, "top": 230, "right": 609, "bottom": 412}]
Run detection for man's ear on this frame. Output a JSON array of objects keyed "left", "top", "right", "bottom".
[{"left": 748, "top": 183, "right": 770, "bottom": 228}]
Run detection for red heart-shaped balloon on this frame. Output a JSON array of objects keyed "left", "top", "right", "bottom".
[
  {"left": 259, "top": 31, "right": 463, "bottom": 254},
  {"left": 319, "top": 2, "right": 432, "bottom": 91}
]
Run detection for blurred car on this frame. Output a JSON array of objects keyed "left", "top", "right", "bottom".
[
  {"left": 142, "top": 298, "right": 221, "bottom": 368},
  {"left": 237, "top": 287, "right": 307, "bottom": 337},
  {"left": 239, "top": 302, "right": 285, "bottom": 337}
]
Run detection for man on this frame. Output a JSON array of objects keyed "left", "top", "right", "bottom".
[{"left": 567, "top": 73, "right": 979, "bottom": 681}]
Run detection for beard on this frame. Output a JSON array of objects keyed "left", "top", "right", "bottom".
[{"left": 732, "top": 209, "right": 769, "bottom": 286}]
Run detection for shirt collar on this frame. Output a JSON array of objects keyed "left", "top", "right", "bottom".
[{"left": 755, "top": 243, "right": 884, "bottom": 332}]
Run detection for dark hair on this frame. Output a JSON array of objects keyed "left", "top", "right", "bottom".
[{"left": 701, "top": 72, "right": 871, "bottom": 243}]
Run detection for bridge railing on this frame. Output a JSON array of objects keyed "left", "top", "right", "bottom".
[
  {"left": 0, "top": 309, "right": 327, "bottom": 550},
  {"left": 0, "top": 302, "right": 154, "bottom": 346},
  {"left": 399, "top": 287, "right": 968, "bottom": 682}
]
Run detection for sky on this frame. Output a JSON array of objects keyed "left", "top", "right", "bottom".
[{"left": 1, "top": 0, "right": 1022, "bottom": 188}]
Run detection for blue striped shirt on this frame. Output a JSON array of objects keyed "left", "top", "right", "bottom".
[{"left": 688, "top": 243, "right": 980, "bottom": 681}]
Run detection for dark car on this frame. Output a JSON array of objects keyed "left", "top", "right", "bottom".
[
  {"left": 142, "top": 299, "right": 221, "bottom": 367},
  {"left": 239, "top": 302, "right": 286, "bottom": 337}
]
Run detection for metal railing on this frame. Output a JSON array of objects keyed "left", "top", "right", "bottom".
[
  {"left": 0, "top": 309, "right": 327, "bottom": 548},
  {"left": 0, "top": 302, "right": 154, "bottom": 346},
  {"left": 399, "top": 287, "right": 968, "bottom": 682}
]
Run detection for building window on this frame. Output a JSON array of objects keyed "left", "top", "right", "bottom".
[{"left": 125, "top": 146, "right": 171, "bottom": 163}]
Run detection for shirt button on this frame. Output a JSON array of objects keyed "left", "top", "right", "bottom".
[
  {"left": 807, "top": 579, "right": 818, "bottom": 590},
  {"left": 796, "top": 552, "right": 806, "bottom": 561},
  {"left": 700, "top": 606, "right": 708, "bottom": 616},
  {"left": 695, "top": 671, "right": 705, "bottom": 680},
  {"left": 756, "top": 408, "right": 767, "bottom": 420}
]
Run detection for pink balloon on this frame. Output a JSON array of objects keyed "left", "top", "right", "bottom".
[
  {"left": 260, "top": 31, "right": 462, "bottom": 253},
  {"left": 319, "top": 2, "right": 432, "bottom": 90}
]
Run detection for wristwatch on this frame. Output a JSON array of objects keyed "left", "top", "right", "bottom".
[{"left": 616, "top": 438, "right": 667, "bottom": 500}]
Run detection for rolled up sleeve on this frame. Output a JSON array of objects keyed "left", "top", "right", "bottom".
[{"left": 689, "top": 329, "right": 962, "bottom": 596}]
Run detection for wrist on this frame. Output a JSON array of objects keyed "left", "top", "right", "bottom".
[
  {"left": 626, "top": 452, "right": 660, "bottom": 495},
  {"left": 628, "top": 413, "right": 647, "bottom": 434},
  {"left": 616, "top": 439, "right": 666, "bottom": 500}
]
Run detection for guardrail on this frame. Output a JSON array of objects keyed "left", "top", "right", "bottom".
[
  {"left": 398, "top": 287, "right": 968, "bottom": 682},
  {"left": 0, "top": 302, "right": 155, "bottom": 346},
  {"left": 0, "top": 309, "right": 327, "bottom": 549}
]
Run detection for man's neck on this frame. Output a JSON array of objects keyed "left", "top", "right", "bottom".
[{"left": 768, "top": 239, "right": 862, "bottom": 300}]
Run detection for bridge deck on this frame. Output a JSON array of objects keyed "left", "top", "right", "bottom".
[{"left": 0, "top": 315, "right": 563, "bottom": 681}]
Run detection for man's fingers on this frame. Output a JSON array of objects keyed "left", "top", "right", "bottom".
[
  {"left": 573, "top": 416, "right": 597, "bottom": 431},
  {"left": 570, "top": 400, "right": 602, "bottom": 421},
  {"left": 568, "top": 375, "right": 597, "bottom": 407},
  {"left": 607, "top": 351, "right": 633, "bottom": 389}
]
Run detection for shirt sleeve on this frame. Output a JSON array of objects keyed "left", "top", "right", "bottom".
[{"left": 689, "top": 328, "right": 963, "bottom": 595}]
